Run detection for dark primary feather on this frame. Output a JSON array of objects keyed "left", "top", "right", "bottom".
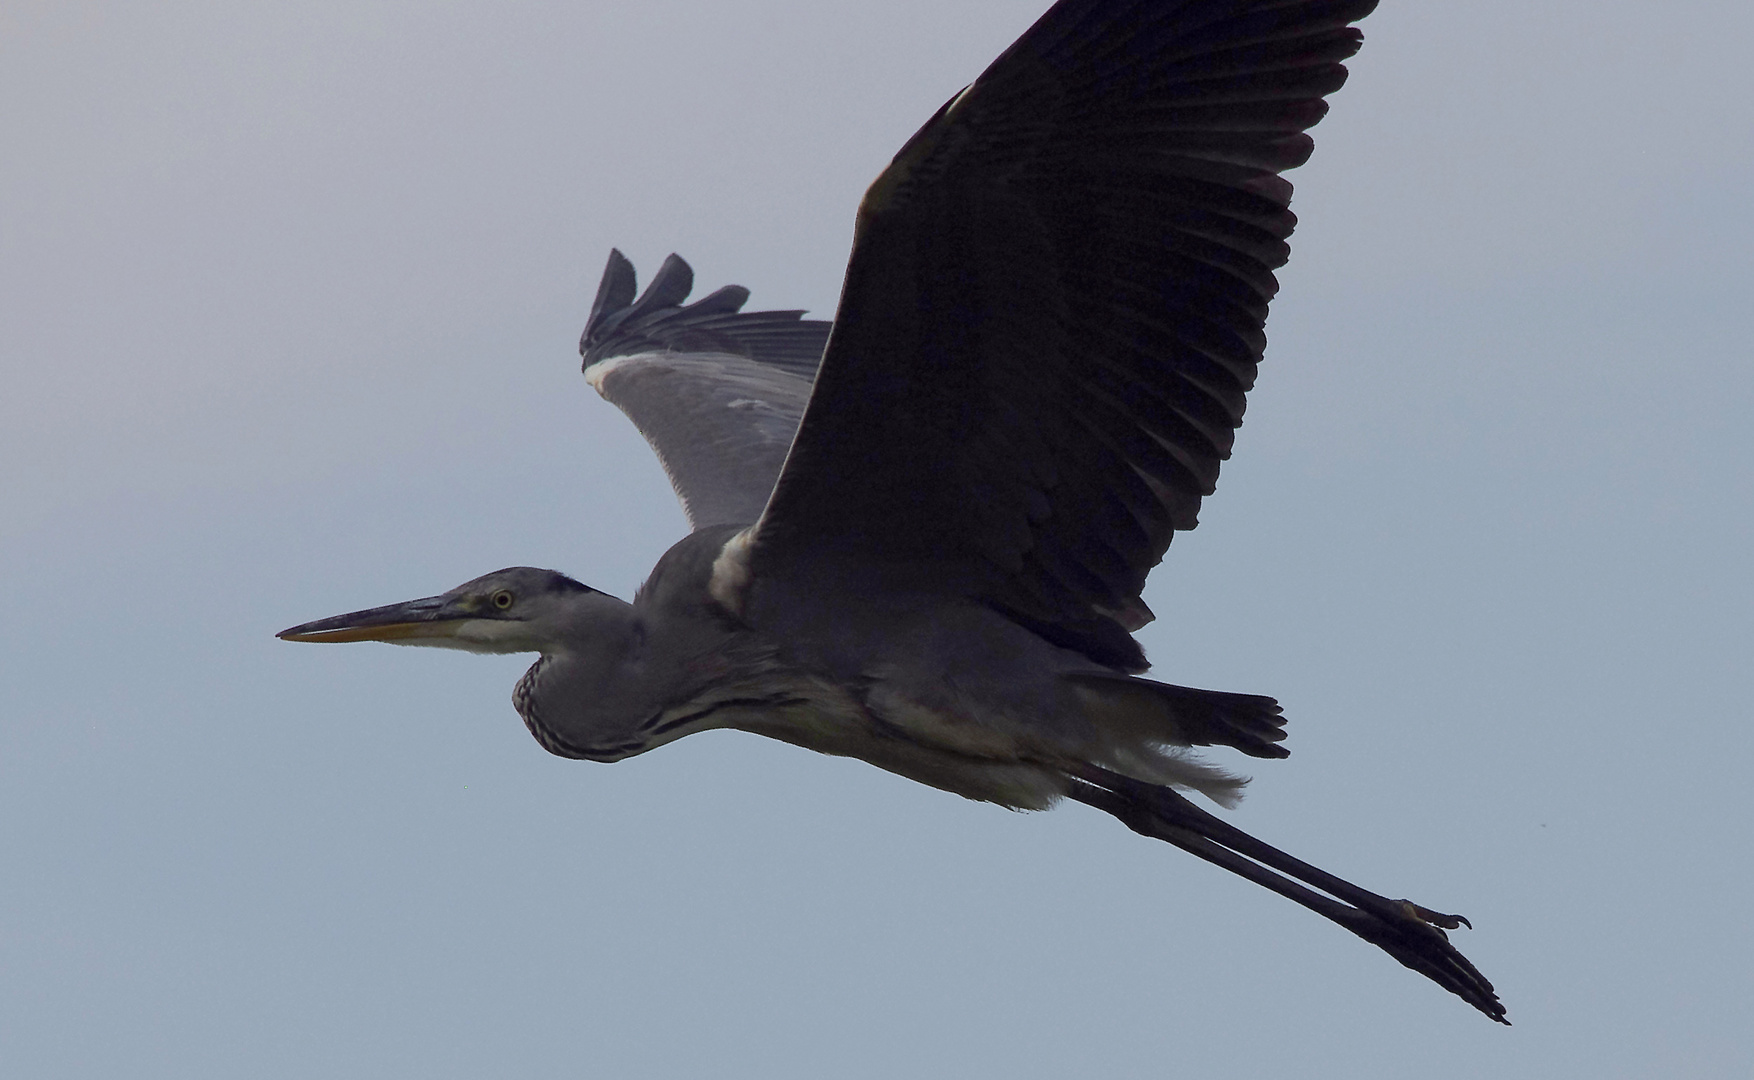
[
  {"left": 581, "top": 249, "right": 833, "bottom": 380},
  {"left": 748, "top": 0, "right": 1377, "bottom": 671}
]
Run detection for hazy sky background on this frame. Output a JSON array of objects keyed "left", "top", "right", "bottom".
[{"left": 3, "top": 1, "right": 1750, "bottom": 1075}]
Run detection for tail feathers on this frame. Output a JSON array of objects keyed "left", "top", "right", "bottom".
[{"left": 1068, "top": 673, "right": 1289, "bottom": 760}]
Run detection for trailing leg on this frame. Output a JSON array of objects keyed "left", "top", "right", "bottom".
[{"left": 1062, "top": 764, "right": 1508, "bottom": 1024}]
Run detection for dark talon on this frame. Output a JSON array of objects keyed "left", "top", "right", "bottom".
[{"left": 1403, "top": 901, "right": 1472, "bottom": 931}]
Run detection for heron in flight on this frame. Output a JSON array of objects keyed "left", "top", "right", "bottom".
[{"left": 281, "top": 0, "right": 1507, "bottom": 1022}]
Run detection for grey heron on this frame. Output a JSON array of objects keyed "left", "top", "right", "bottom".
[{"left": 280, "top": 0, "right": 1508, "bottom": 1023}]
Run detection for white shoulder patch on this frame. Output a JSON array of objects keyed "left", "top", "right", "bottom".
[
  {"left": 708, "top": 527, "right": 756, "bottom": 618},
  {"left": 583, "top": 353, "right": 643, "bottom": 395}
]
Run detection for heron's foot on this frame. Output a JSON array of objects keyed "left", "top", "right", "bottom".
[
  {"left": 1400, "top": 899, "right": 1472, "bottom": 932},
  {"left": 1336, "top": 901, "right": 1507, "bottom": 1025}
]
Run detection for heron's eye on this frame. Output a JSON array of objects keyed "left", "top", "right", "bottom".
[{"left": 491, "top": 590, "right": 515, "bottom": 610}]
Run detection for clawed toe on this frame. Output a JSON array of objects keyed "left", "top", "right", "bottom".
[{"left": 1401, "top": 900, "right": 1472, "bottom": 932}]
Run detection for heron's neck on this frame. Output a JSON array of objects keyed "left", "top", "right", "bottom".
[{"left": 520, "top": 590, "right": 740, "bottom": 761}]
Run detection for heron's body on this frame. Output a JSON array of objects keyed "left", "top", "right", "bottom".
[
  {"left": 429, "top": 530, "right": 1267, "bottom": 811},
  {"left": 282, "top": 0, "right": 1510, "bottom": 1023}
]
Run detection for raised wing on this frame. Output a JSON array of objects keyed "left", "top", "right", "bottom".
[
  {"left": 580, "top": 250, "right": 833, "bottom": 529},
  {"left": 747, "top": 0, "right": 1377, "bottom": 671}
]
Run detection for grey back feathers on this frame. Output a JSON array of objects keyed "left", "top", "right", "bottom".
[{"left": 580, "top": 250, "right": 832, "bottom": 528}]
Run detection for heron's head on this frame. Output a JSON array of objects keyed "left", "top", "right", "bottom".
[{"left": 277, "top": 567, "right": 603, "bottom": 655}]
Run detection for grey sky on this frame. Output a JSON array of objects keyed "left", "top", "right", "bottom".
[{"left": 3, "top": 1, "right": 1750, "bottom": 1076}]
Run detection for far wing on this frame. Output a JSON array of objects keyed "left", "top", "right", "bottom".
[
  {"left": 580, "top": 250, "right": 832, "bottom": 529},
  {"left": 748, "top": 0, "right": 1377, "bottom": 670}
]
